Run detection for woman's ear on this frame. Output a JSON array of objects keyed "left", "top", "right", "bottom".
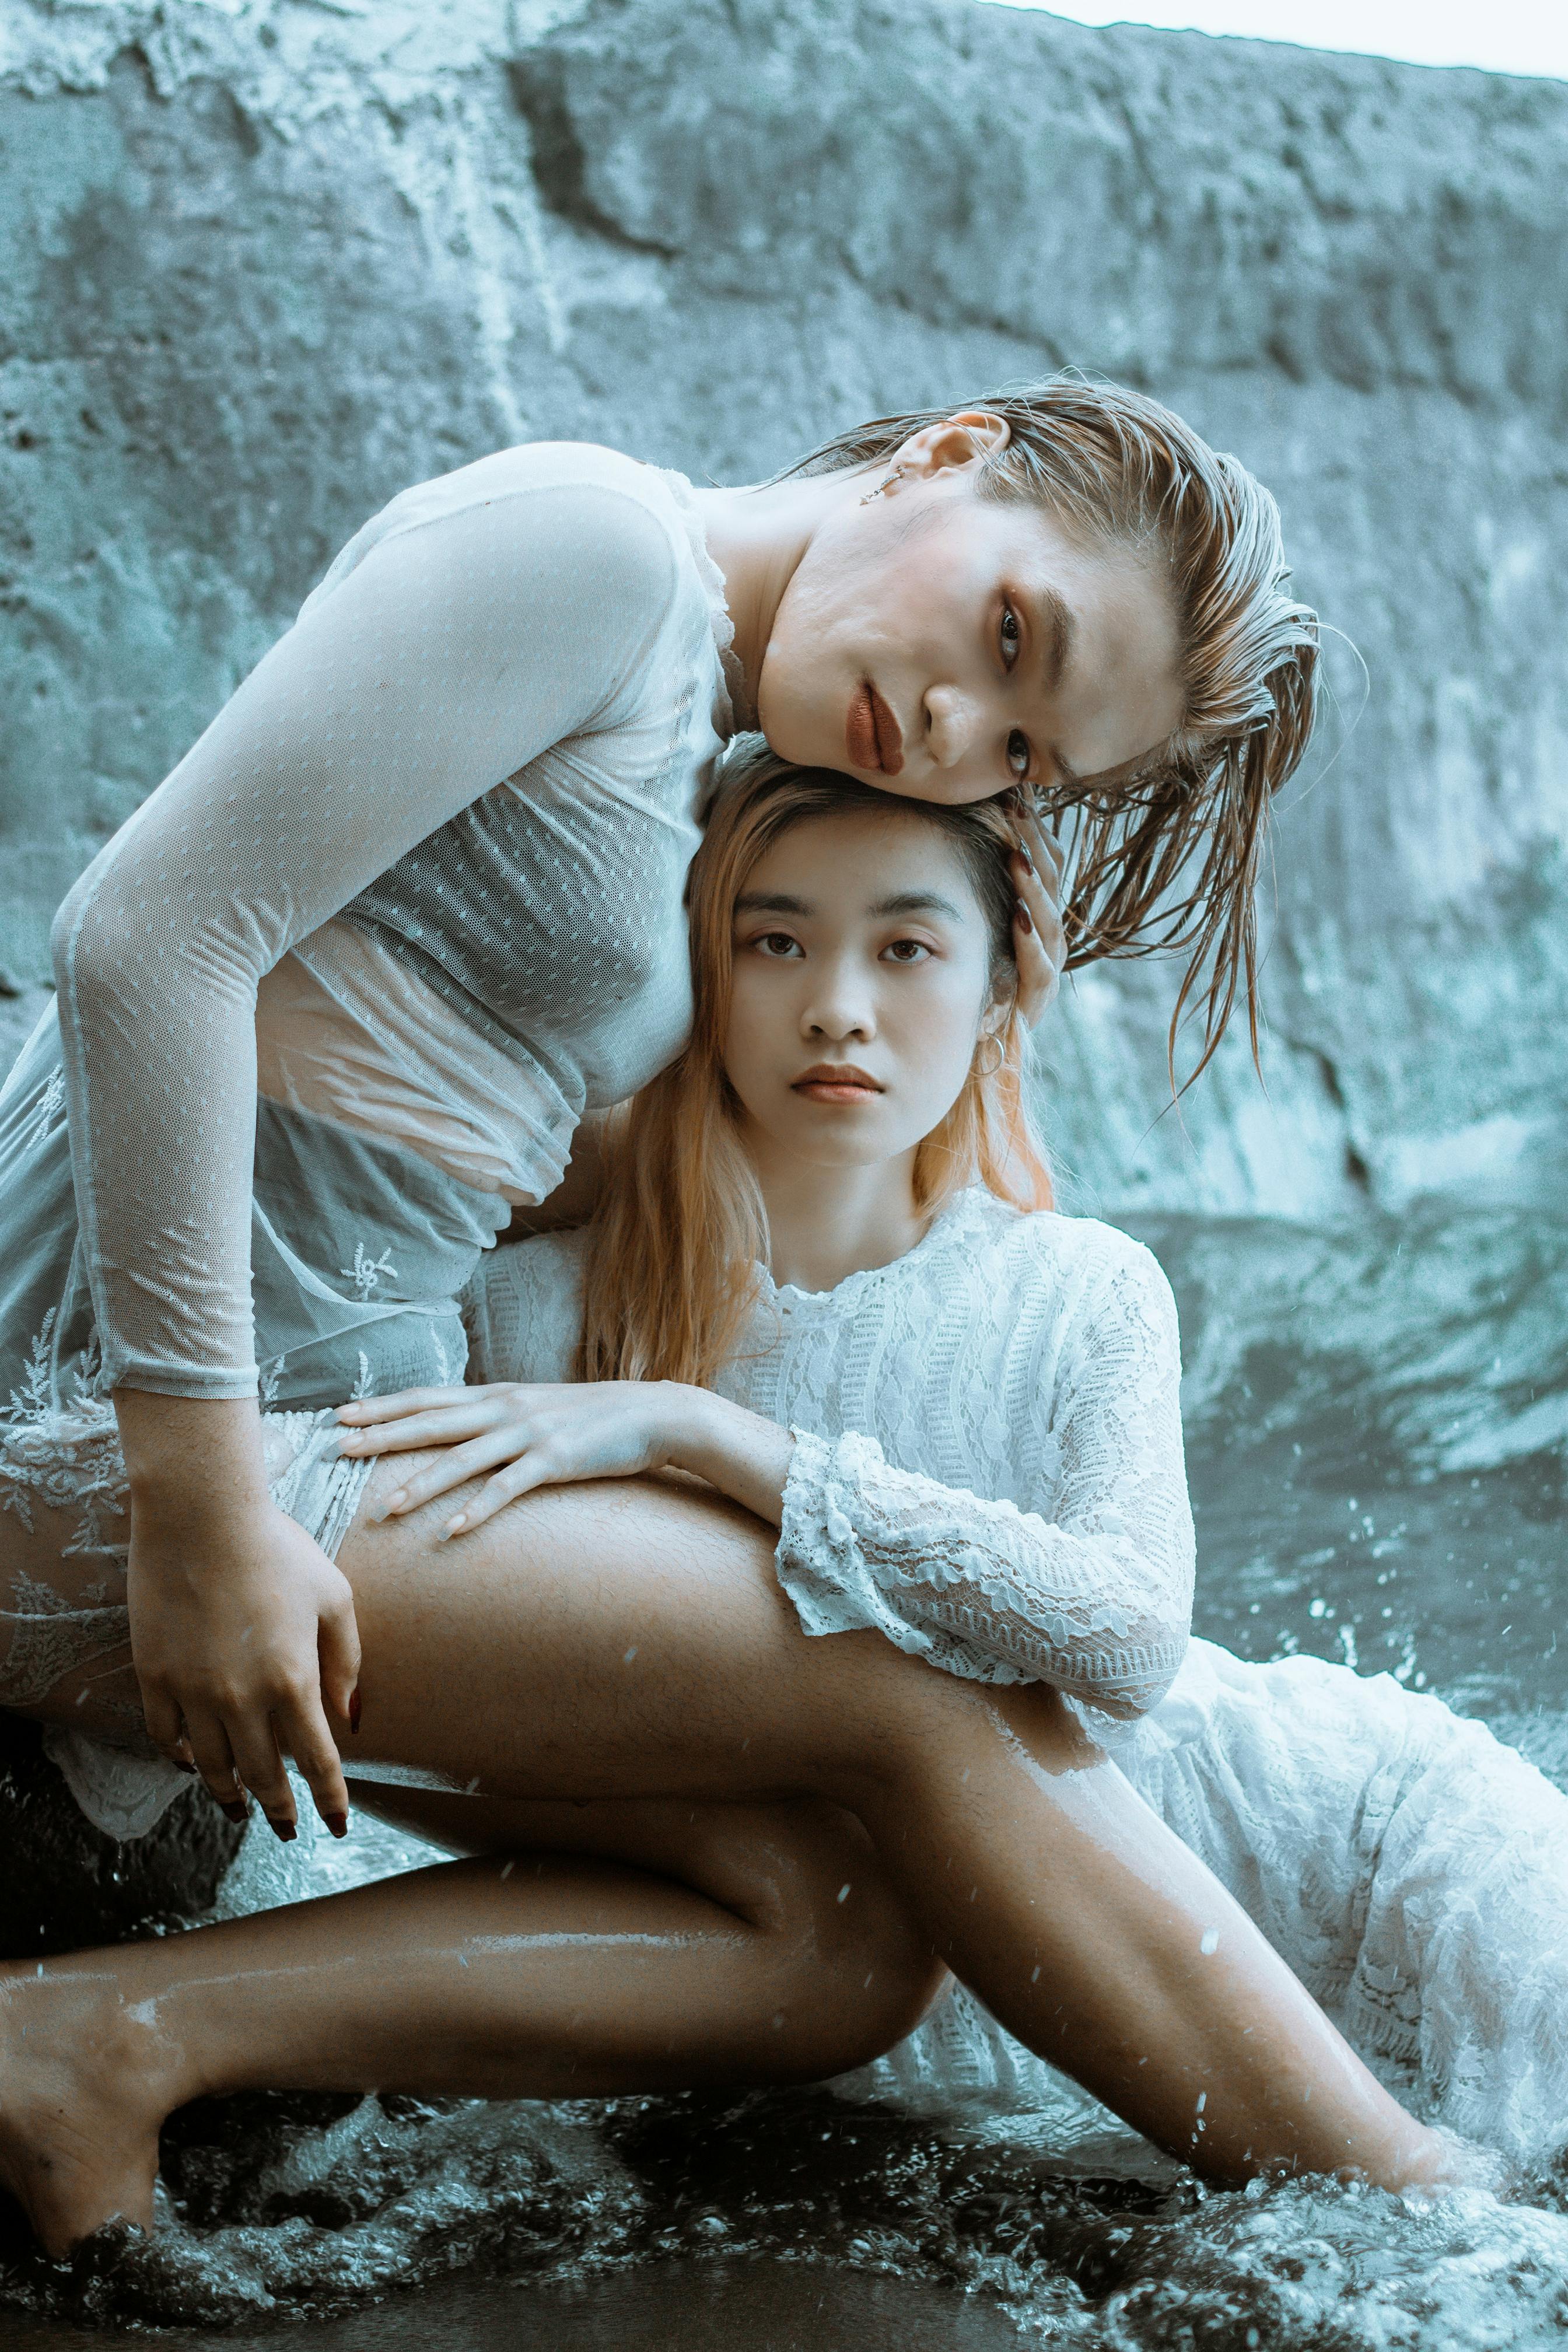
[
  {"left": 892, "top": 411, "right": 1012, "bottom": 482},
  {"left": 981, "top": 970, "right": 1021, "bottom": 1035}
]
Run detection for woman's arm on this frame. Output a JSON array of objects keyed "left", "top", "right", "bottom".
[
  {"left": 772, "top": 1242, "right": 1194, "bottom": 1717},
  {"left": 55, "top": 473, "right": 679, "bottom": 1396},
  {"left": 337, "top": 1380, "right": 793, "bottom": 1531},
  {"left": 54, "top": 464, "right": 683, "bottom": 1822},
  {"left": 340, "top": 1233, "right": 1194, "bottom": 1718}
]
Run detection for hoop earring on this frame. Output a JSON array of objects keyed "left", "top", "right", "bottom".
[
  {"left": 974, "top": 1034, "right": 1005, "bottom": 1078},
  {"left": 859, "top": 463, "right": 907, "bottom": 507}
]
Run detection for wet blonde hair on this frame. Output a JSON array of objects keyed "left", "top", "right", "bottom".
[
  {"left": 579, "top": 748, "right": 1052, "bottom": 1387},
  {"left": 784, "top": 372, "right": 1319, "bottom": 1083}
]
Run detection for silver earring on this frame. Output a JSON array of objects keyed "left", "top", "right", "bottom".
[
  {"left": 859, "top": 463, "right": 907, "bottom": 507},
  {"left": 975, "top": 1034, "right": 1005, "bottom": 1078}
]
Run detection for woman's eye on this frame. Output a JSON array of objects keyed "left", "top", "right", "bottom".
[
  {"left": 1007, "top": 730, "right": 1032, "bottom": 780},
  {"left": 754, "top": 932, "right": 802, "bottom": 958},
  {"left": 882, "top": 938, "right": 932, "bottom": 965},
  {"left": 999, "top": 601, "right": 1021, "bottom": 668}
]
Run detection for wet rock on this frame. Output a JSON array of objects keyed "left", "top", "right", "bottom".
[
  {"left": 0, "top": 0, "right": 1563, "bottom": 1219},
  {"left": 0, "top": 1713, "right": 243, "bottom": 1958}
]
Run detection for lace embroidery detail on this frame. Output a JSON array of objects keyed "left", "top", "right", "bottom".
[
  {"left": 22, "top": 1065, "right": 66, "bottom": 1150},
  {"left": 1, "top": 1315, "right": 127, "bottom": 1557},
  {"left": 0, "top": 1314, "right": 134, "bottom": 1706},
  {"left": 762, "top": 1199, "right": 1193, "bottom": 1716},
  {"left": 341, "top": 1243, "right": 397, "bottom": 1300}
]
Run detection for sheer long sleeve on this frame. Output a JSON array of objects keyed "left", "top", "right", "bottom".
[
  {"left": 774, "top": 1239, "right": 1194, "bottom": 1717},
  {"left": 50, "top": 456, "right": 682, "bottom": 1398}
]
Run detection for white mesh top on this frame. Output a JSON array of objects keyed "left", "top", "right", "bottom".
[
  {"left": 48, "top": 443, "right": 736, "bottom": 1401},
  {"left": 464, "top": 1185, "right": 1196, "bottom": 1716}
]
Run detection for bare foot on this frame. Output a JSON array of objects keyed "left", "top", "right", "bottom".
[{"left": 0, "top": 1959, "right": 176, "bottom": 2257}]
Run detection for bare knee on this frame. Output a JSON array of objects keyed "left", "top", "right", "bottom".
[{"left": 717, "top": 1799, "right": 947, "bottom": 2082}]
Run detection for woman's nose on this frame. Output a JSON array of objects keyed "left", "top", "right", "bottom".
[
  {"left": 803, "top": 967, "right": 876, "bottom": 1041},
  {"left": 923, "top": 684, "right": 984, "bottom": 771}
]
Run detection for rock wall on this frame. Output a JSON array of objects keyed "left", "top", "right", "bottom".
[{"left": 2, "top": 0, "right": 1564, "bottom": 1219}]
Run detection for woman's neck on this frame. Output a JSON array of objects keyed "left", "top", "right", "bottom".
[
  {"left": 688, "top": 471, "right": 866, "bottom": 721},
  {"left": 743, "top": 1138, "right": 927, "bottom": 1296}
]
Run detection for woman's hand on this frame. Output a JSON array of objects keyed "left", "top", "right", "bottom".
[
  {"left": 338, "top": 1381, "right": 794, "bottom": 1533},
  {"left": 1008, "top": 800, "right": 1068, "bottom": 1025},
  {"left": 128, "top": 1496, "right": 360, "bottom": 1839}
]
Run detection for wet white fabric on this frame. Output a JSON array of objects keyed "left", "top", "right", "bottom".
[
  {"left": 467, "top": 1187, "right": 1195, "bottom": 1714},
  {"left": 50, "top": 442, "right": 734, "bottom": 1401},
  {"left": 466, "top": 1192, "right": 1568, "bottom": 2161}
]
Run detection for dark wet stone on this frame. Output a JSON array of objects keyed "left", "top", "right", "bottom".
[{"left": 0, "top": 1712, "right": 243, "bottom": 1959}]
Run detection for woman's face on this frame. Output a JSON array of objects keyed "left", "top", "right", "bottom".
[
  {"left": 757, "top": 460, "right": 1184, "bottom": 808},
  {"left": 722, "top": 807, "right": 998, "bottom": 1177}
]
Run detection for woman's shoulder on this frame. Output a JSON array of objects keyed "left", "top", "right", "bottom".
[
  {"left": 971, "top": 1191, "right": 1167, "bottom": 1280},
  {"left": 301, "top": 442, "right": 696, "bottom": 622},
  {"left": 966, "top": 1194, "right": 1177, "bottom": 1328}
]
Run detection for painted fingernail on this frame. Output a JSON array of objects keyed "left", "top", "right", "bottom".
[
  {"left": 267, "top": 1815, "right": 298, "bottom": 1843},
  {"left": 349, "top": 1687, "right": 362, "bottom": 1734},
  {"left": 171, "top": 1757, "right": 198, "bottom": 1774},
  {"left": 220, "top": 1798, "right": 251, "bottom": 1825},
  {"left": 1016, "top": 898, "right": 1034, "bottom": 935},
  {"left": 325, "top": 1812, "right": 349, "bottom": 1840}
]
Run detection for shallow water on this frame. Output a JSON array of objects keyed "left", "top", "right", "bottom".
[{"left": 4, "top": 1206, "right": 1567, "bottom": 2347}]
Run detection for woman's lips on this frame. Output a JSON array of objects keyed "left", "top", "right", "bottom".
[
  {"left": 845, "top": 682, "right": 905, "bottom": 776},
  {"left": 792, "top": 1065, "right": 884, "bottom": 1104}
]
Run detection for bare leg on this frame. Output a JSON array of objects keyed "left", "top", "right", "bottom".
[
  {"left": 1, "top": 1465, "right": 1454, "bottom": 2252},
  {"left": 0, "top": 1787, "right": 942, "bottom": 2256},
  {"left": 0, "top": 1485, "right": 943, "bottom": 2252}
]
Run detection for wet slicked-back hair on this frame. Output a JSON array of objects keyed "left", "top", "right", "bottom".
[{"left": 782, "top": 372, "right": 1319, "bottom": 1083}]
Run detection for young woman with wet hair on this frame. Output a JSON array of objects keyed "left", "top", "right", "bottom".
[
  {"left": 0, "top": 378, "right": 1314, "bottom": 1864},
  {"left": 0, "top": 751, "right": 1483, "bottom": 2258}
]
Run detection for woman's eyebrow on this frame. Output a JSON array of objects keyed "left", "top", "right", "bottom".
[
  {"left": 735, "top": 890, "right": 812, "bottom": 915},
  {"left": 1035, "top": 586, "right": 1075, "bottom": 696},
  {"left": 869, "top": 890, "right": 965, "bottom": 919}
]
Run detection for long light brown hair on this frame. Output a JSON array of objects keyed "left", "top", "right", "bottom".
[
  {"left": 579, "top": 750, "right": 1052, "bottom": 1387},
  {"left": 782, "top": 372, "right": 1320, "bottom": 1084}
]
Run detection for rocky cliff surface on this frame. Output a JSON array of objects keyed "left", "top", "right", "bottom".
[{"left": 3, "top": 0, "right": 1564, "bottom": 1218}]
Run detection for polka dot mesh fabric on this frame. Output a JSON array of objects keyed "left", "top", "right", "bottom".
[{"left": 44, "top": 442, "right": 734, "bottom": 1400}]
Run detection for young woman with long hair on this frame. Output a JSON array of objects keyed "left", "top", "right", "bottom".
[
  {"left": 350, "top": 754, "right": 1568, "bottom": 2165},
  {"left": 0, "top": 751, "right": 1497, "bottom": 2259},
  {"left": 0, "top": 379, "right": 1313, "bottom": 1867}
]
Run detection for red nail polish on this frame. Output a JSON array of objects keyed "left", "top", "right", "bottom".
[
  {"left": 1016, "top": 898, "right": 1034, "bottom": 935},
  {"left": 325, "top": 1812, "right": 349, "bottom": 1840},
  {"left": 349, "top": 1687, "right": 362, "bottom": 1735},
  {"left": 220, "top": 1799, "right": 250, "bottom": 1825},
  {"left": 172, "top": 1758, "right": 198, "bottom": 1775},
  {"left": 267, "top": 1815, "right": 298, "bottom": 1843}
]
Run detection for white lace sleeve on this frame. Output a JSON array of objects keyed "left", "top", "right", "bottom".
[
  {"left": 775, "top": 1244, "right": 1195, "bottom": 1717},
  {"left": 50, "top": 464, "right": 679, "bottom": 1399}
]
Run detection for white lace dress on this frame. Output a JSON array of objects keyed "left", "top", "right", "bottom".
[
  {"left": 0, "top": 440, "right": 737, "bottom": 1828},
  {"left": 464, "top": 1190, "right": 1568, "bottom": 2165}
]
